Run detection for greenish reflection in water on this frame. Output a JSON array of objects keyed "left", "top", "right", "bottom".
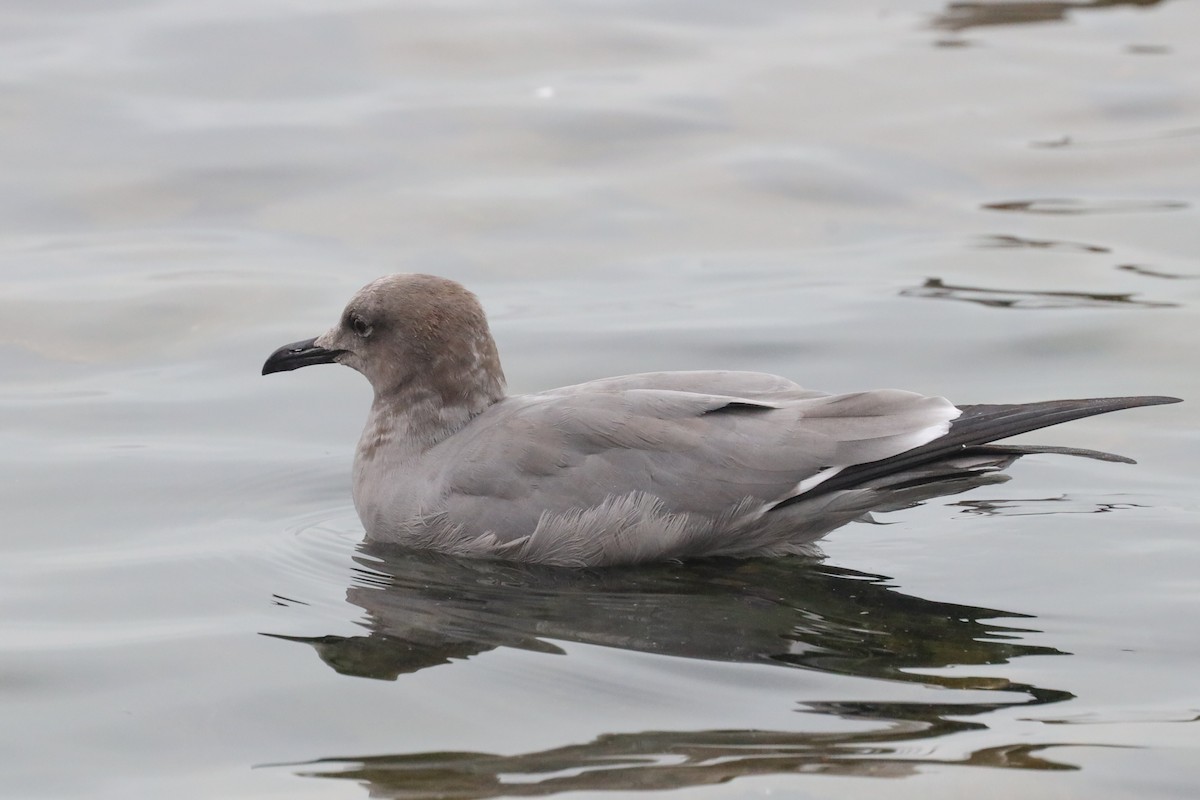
[{"left": 268, "top": 547, "right": 1079, "bottom": 796}]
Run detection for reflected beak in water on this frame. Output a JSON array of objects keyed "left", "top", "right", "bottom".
[{"left": 262, "top": 337, "right": 345, "bottom": 375}]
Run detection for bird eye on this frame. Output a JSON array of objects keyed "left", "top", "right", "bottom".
[{"left": 349, "top": 315, "right": 372, "bottom": 337}]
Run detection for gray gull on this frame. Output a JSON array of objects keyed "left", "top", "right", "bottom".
[{"left": 262, "top": 273, "right": 1180, "bottom": 566}]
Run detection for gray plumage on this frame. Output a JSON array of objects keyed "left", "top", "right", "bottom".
[{"left": 262, "top": 273, "right": 1180, "bottom": 567}]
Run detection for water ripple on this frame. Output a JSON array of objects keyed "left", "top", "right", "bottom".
[
  {"left": 1117, "top": 264, "right": 1200, "bottom": 281},
  {"left": 901, "top": 277, "right": 1175, "bottom": 310},
  {"left": 931, "top": 0, "right": 1168, "bottom": 33},
  {"left": 977, "top": 234, "right": 1111, "bottom": 254},
  {"left": 983, "top": 198, "right": 1188, "bottom": 215},
  {"left": 258, "top": 504, "right": 364, "bottom": 620}
]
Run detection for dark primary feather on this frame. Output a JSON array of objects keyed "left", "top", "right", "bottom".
[{"left": 780, "top": 395, "right": 1182, "bottom": 507}]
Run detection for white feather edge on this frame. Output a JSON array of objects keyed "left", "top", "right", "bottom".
[{"left": 779, "top": 402, "right": 963, "bottom": 500}]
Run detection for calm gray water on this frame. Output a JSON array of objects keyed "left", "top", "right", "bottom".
[{"left": 3, "top": 2, "right": 1198, "bottom": 798}]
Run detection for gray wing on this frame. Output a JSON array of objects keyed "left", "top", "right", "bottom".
[
  {"left": 434, "top": 377, "right": 960, "bottom": 537},
  {"left": 539, "top": 370, "right": 832, "bottom": 401}
]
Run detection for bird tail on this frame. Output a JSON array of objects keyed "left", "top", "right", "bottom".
[{"left": 775, "top": 395, "right": 1180, "bottom": 507}]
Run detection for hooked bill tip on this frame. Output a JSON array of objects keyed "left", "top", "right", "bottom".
[{"left": 262, "top": 337, "right": 342, "bottom": 375}]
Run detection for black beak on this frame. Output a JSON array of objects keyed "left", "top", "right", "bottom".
[{"left": 262, "top": 337, "right": 345, "bottom": 375}]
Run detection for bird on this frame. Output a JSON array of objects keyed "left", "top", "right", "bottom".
[{"left": 262, "top": 273, "right": 1180, "bottom": 567}]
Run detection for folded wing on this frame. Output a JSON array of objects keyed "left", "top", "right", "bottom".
[{"left": 437, "top": 373, "right": 961, "bottom": 538}]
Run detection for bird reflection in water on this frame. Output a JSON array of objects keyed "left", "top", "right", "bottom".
[{"left": 266, "top": 545, "right": 1081, "bottom": 795}]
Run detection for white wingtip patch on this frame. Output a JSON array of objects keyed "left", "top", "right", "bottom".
[{"left": 792, "top": 465, "right": 846, "bottom": 496}]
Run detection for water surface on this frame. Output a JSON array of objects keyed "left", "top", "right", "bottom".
[{"left": 2, "top": 1, "right": 1198, "bottom": 798}]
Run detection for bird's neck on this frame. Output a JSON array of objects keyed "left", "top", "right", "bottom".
[
  {"left": 358, "top": 333, "right": 506, "bottom": 463},
  {"left": 360, "top": 391, "right": 485, "bottom": 456},
  {"left": 359, "top": 369, "right": 505, "bottom": 459}
]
